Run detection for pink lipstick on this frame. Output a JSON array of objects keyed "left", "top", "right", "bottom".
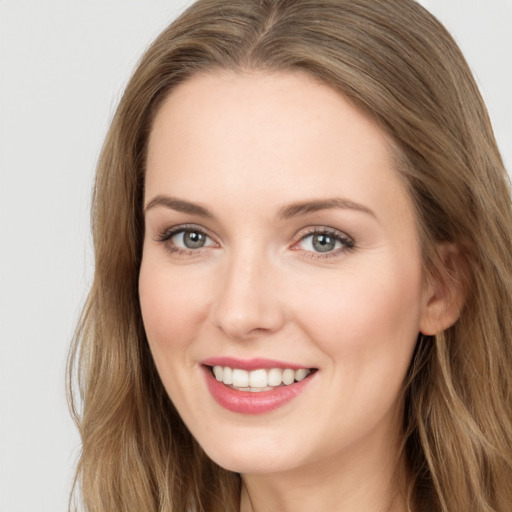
[{"left": 201, "top": 357, "right": 316, "bottom": 414}]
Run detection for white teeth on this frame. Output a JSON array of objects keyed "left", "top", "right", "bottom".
[
  {"left": 282, "top": 368, "right": 295, "bottom": 385},
  {"left": 249, "top": 369, "right": 268, "bottom": 388},
  {"left": 223, "top": 366, "right": 233, "bottom": 385},
  {"left": 213, "top": 366, "right": 223, "bottom": 381},
  {"left": 232, "top": 369, "right": 249, "bottom": 388},
  {"left": 211, "top": 366, "right": 312, "bottom": 390},
  {"left": 268, "top": 368, "right": 282, "bottom": 387},
  {"left": 295, "top": 368, "right": 309, "bottom": 382}
]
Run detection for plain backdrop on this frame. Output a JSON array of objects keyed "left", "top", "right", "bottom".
[{"left": 0, "top": 1, "right": 511, "bottom": 511}]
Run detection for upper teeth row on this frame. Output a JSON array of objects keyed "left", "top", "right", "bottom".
[{"left": 212, "top": 366, "right": 311, "bottom": 388}]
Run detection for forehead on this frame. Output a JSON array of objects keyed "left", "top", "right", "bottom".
[
  {"left": 148, "top": 70, "right": 390, "bottom": 158},
  {"left": 145, "top": 70, "right": 413, "bottom": 225}
]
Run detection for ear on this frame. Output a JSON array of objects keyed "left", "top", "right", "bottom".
[{"left": 419, "top": 243, "right": 467, "bottom": 336}]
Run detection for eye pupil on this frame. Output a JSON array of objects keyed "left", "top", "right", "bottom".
[
  {"left": 312, "top": 234, "right": 336, "bottom": 253},
  {"left": 184, "top": 231, "right": 206, "bottom": 249}
]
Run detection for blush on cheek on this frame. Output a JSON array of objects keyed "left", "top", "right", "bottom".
[
  {"left": 141, "top": 293, "right": 182, "bottom": 349},
  {"left": 139, "top": 263, "right": 211, "bottom": 353},
  {"left": 294, "top": 263, "right": 421, "bottom": 358}
]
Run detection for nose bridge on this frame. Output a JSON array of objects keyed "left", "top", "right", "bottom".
[{"left": 212, "top": 242, "right": 284, "bottom": 340}]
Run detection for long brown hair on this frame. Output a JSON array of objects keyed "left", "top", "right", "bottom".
[{"left": 68, "top": 1, "right": 512, "bottom": 510}]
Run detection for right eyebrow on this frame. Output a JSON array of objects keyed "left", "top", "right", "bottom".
[{"left": 144, "top": 195, "right": 214, "bottom": 218}]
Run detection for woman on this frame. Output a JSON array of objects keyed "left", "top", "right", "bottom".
[{"left": 68, "top": 0, "right": 512, "bottom": 510}]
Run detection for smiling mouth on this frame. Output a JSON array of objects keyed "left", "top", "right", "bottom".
[{"left": 208, "top": 365, "right": 317, "bottom": 392}]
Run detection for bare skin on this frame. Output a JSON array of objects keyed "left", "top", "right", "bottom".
[{"left": 140, "top": 70, "right": 460, "bottom": 512}]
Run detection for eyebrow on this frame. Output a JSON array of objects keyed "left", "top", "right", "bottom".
[
  {"left": 144, "top": 195, "right": 214, "bottom": 217},
  {"left": 144, "top": 195, "right": 375, "bottom": 220},
  {"left": 276, "top": 198, "right": 376, "bottom": 220}
]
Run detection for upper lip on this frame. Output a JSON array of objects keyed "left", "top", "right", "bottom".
[{"left": 201, "top": 356, "right": 314, "bottom": 371}]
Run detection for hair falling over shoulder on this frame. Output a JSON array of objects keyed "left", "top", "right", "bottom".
[{"left": 67, "top": 1, "right": 512, "bottom": 510}]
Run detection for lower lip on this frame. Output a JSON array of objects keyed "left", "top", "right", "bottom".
[{"left": 203, "top": 366, "right": 315, "bottom": 414}]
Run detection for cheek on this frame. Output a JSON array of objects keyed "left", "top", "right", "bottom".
[
  {"left": 138, "top": 255, "right": 211, "bottom": 359},
  {"left": 292, "top": 256, "right": 423, "bottom": 367},
  {"left": 288, "top": 258, "right": 423, "bottom": 442}
]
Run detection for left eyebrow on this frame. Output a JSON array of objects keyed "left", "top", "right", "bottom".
[{"left": 276, "top": 198, "right": 376, "bottom": 220}]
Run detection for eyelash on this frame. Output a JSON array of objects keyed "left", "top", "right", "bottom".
[
  {"left": 294, "top": 226, "right": 355, "bottom": 260},
  {"left": 155, "top": 224, "right": 356, "bottom": 260},
  {"left": 155, "top": 224, "right": 216, "bottom": 257}
]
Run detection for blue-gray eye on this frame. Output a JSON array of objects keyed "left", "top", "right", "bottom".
[
  {"left": 171, "top": 230, "right": 214, "bottom": 249},
  {"left": 314, "top": 234, "right": 337, "bottom": 252},
  {"left": 299, "top": 232, "right": 344, "bottom": 253}
]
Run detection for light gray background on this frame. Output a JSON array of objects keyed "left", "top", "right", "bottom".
[{"left": 0, "top": 1, "right": 511, "bottom": 511}]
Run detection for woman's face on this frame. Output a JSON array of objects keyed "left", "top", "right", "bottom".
[{"left": 139, "top": 70, "right": 432, "bottom": 476}]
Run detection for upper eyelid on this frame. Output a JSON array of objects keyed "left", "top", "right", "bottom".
[
  {"left": 294, "top": 225, "right": 354, "bottom": 242},
  {"left": 155, "top": 224, "right": 216, "bottom": 241}
]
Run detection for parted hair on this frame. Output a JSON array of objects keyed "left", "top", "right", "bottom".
[{"left": 68, "top": 1, "right": 512, "bottom": 511}]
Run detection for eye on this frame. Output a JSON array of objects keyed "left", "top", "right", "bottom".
[
  {"left": 295, "top": 228, "right": 354, "bottom": 257},
  {"left": 155, "top": 225, "right": 217, "bottom": 254},
  {"left": 171, "top": 229, "right": 214, "bottom": 249}
]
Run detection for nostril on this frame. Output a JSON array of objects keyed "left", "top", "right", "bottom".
[{"left": 210, "top": 269, "right": 286, "bottom": 340}]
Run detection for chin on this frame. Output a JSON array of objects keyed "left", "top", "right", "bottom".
[
  {"left": 208, "top": 453, "right": 294, "bottom": 475},
  {"left": 197, "top": 430, "right": 303, "bottom": 475}
]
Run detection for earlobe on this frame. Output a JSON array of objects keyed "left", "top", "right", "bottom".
[{"left": 419, "top": 243, "right": 467, "bottom": 336}]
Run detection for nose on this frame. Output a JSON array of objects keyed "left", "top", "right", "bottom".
[{"left": 211, "top": 249, "right": 286, "bottom": 341}]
